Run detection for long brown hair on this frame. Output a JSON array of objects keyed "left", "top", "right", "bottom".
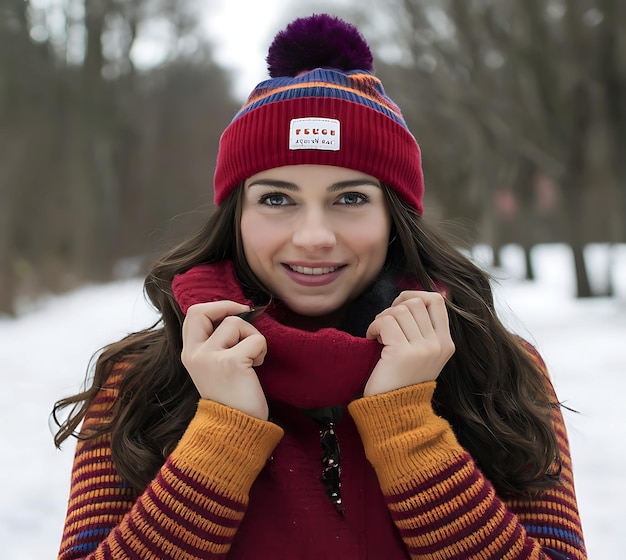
[
  {"left": 53, "top": 183, "right": 560, "bottom": 496},
  {"left": 383, "top": 191, "right": 560, "bottom": 495}
]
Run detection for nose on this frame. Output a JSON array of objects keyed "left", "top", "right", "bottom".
[{"left": 291, "top": 208, "right": 336, "bottom": 250}]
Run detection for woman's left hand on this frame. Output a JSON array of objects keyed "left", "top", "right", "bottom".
[{"left": 363, "top": 291, "right": 455, "bottom": 397}]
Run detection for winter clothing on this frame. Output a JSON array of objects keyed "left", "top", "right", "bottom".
[
  {"left": 57, "top": 262, "right": 587, "bottom": 559},
  {"left": 213, "top": 14, "right": 424, "bottom": 214},
  {"left": 57, "top": 14, "right": 587, "bottom": 560}
]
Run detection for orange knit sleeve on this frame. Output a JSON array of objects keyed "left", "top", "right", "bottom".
[
  {"left": 348, "top": 382, "right": 587, "bottom": 560},
  {"left": 58, "top": 365, "right": 283, "bottom": 560}
]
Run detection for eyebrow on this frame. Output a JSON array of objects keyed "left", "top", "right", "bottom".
[{"left": 246, "top": 179, "right": 381, "bottom": 192}]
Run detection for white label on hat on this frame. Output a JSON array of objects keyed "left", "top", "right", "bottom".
[{"left": 289, "top": 118, "right": 340, "bottom": 151}]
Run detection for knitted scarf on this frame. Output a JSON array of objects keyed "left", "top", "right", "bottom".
[{"left": 172, "top": 261, "right": 410, "bottom": 558}]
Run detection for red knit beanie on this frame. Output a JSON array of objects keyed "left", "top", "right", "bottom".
[{"left": 213, "top": 14, "right": 425, "bottom": 214}]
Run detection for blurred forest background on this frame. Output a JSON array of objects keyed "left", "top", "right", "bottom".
[{"left": 1, "top": 0, "right": 624, "bottom": 316}]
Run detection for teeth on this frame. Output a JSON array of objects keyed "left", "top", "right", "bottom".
[{"left": 289, "top": 265, "right": 340, "bottom": 275}]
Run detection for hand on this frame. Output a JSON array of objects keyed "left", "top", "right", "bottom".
[
  {"left": 181, "top": 301, "right": 269, "bottom": 420},
  {"left": 364, "top": 291, "right": 455, "bottom": 397}
]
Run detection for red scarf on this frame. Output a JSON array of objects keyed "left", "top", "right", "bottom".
[{"left": 172, "top": 262, "right": 410, "bottom": 558}]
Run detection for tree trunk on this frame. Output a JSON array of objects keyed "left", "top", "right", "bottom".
[
  {"left": 522, "top": 244, "right": 535, "bottom": 282},
  {"left": 68, "top": 0, "right": 118, "bottom": 282},
  {"left": 571, "top": 243, "right": 593, "bottom": 298},
  {"left": 0, "top": 187, "right": 16, "bottom": 314},
  {"left": 563, "top": 84, "right": 594, "bottom": 298}
]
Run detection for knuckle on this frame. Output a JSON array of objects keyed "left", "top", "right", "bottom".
[
  {"left": 253, "top": 332, "right": 267, "bottom": 345},
  {"left": 394, "top": 304, "right": 411, "bottom": 316},
  {"left": 381, "top": 314, "right": 397, "bottom": 325},
  {"left": 186, "top": 303, "right": 203, "bottom": 317},
  {"left": 221, "top": 315, "right": 243, "bottom": 329},
  {"left": 431, "top": 292, "right": 445, "bottom": 304},
  {"left": 438, "top": 337, "right": 454, "bottom": 357}
]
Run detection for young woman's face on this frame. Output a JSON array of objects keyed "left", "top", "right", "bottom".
[{"left": 241, "top": 165, "right": 392, "bottom": 321}]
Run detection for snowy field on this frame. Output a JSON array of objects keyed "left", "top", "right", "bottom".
[{"left": 0, "top": 243, "right": 624, "bottom": 559}]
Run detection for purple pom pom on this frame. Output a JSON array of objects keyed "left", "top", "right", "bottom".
[{"left": 267, "top": 14, "right": 374, "bottom": 78}]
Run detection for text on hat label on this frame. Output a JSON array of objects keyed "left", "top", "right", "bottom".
[{"left": 289, "top": 118, "right": 341, "bottom": 151}]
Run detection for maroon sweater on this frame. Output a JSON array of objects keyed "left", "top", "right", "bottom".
[{"left": 57, "top": 262, "right": 587, "bottom": 559}]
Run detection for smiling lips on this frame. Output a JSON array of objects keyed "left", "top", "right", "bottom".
[
  {"left": 283, "top": 263, "right": 345, "bottom": 286},
  {"left": 288, "top": 265, "right": 341, "bottom": 275}
]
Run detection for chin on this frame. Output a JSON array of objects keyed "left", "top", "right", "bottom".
[
  {"left": 282, "top": 299, "right": 346, "bottom": 324},
  {"left": 291, "top": 305, "right": 338, "bottom": 317}
]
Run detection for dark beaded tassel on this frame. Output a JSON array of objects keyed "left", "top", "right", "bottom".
[
  {"left": 303, "top": 406, "right": 345, "bottom": 515},
  {"left": 319, "top": 419, "right": 344, "bottom": 515}
]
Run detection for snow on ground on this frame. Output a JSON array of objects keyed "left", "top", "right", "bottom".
[{"left": 0, "top": 244, "right": 624, "bottom": 559}]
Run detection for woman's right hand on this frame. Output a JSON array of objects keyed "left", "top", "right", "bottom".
[{"left": 181, "top": 301, "right": 269, "bottom": 420}]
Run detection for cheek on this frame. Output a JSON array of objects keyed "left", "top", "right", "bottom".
[
  {"left": 344, "top": 217, "right": 390, "bottom": 256},
  {"left": 240, "top": 212, "right": 255, "bottom": 246},
  {"left": 240, "top": 213, "right": 283, "bottom": 259},
  {"left": 241, "top": 210, "right": 265, "bottom": 240}
]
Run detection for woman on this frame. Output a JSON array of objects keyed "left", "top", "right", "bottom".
[{"left": 53, "top": 14, "right": 587, "bottom": 559}]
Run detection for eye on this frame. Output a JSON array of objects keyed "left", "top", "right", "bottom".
[
  {"left": 259, "top": 193, "right": 291, "bottom": 206},
  {"left": 336, "top": 192, "right": 368, "bottom": 206}
]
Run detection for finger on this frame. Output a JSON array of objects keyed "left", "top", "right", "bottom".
[
  {"left": 183, "top": 301, "right": 250, "bottom": 347},
  {"left": 182, "top": 307, "right": 216, "bottom": 348},
  {"left": 419, "top": 293, "right": 451, "bottom": 335},
  {"left": 402, "top": 297, "right": 440, "bottom": 340},
  {"left": 366, "top": 313, "right": 411, "bottom": 345},
  {"left": 392, "top": 289, "right": 441, "bottom": 307},
  {"left": 207, "top": 315, "right": 262, "bottom": 350},
  {"left": 189, "top": 300, "right": 252, "bottom": 322},
  {"left": 375, "top": 303, "right": 424, "bottom": 341},
  {"left": 236, "top": 333, "right": 268, "bottom": 367},
  {"left": 394, "top": 291, "right": 450, "bottom": 334},
  {"left": 405, "top": 294, "right": 454, "bottom": 358}
]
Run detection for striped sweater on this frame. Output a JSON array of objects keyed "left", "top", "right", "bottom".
[{"left": 58, "top": 363, "right": 586, "bottom": 559}]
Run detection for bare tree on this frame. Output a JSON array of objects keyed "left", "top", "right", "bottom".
[
  {"left": 0, "top": 0, "right": 238, "bottom": 314},
  {"left": 358, "top": 0, "right": 624, "bottom": 296}
]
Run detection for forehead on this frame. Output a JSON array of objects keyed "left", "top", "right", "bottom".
[{"left": 245, "top": 164, "right": 380, "bottom": 188}]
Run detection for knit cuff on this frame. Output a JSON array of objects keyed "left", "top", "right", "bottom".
[
  {"left": 171, "top": 399, "right": 284, "bottom": 493},
  {"left": 348, "top": 382, "right": 464, "bottom": 490}
]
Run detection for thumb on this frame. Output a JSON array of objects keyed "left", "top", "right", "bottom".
[
  {"left": 237, "top": 333, "right": 267, "bottom": 367},
  {"left": 365, "top": 317, "right": 383, "bottom": 342}
]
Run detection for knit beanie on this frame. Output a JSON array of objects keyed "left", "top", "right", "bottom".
[{"left": 213, "top": 14, "right": 424, "bottom": 214}]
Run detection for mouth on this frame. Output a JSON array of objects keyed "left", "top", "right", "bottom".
[
  {"left": 282, "top": 263, "right": 346, "bottom": 286},
  {"left": 286, "top": 264, "right": 343, "bottom": 275}
]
